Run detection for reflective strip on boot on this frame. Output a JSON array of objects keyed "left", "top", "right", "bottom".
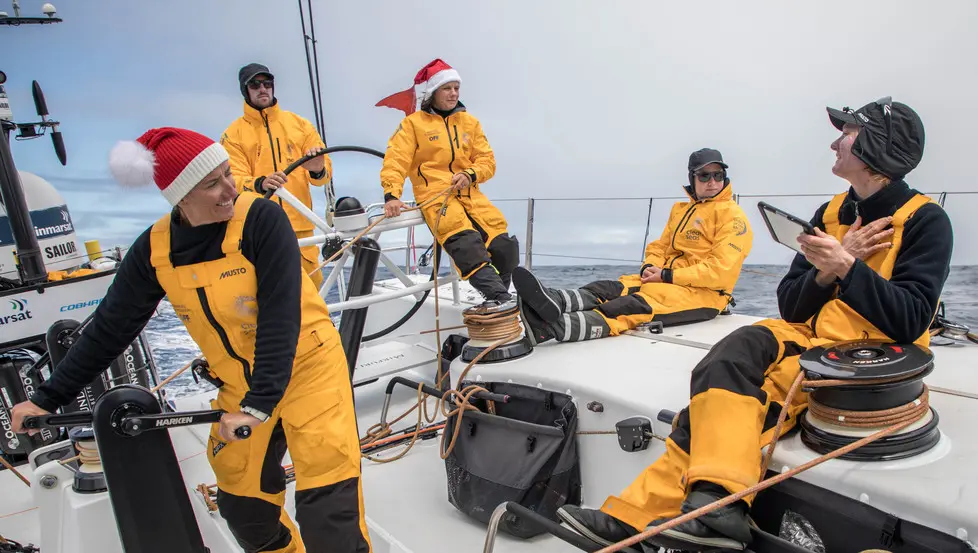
[
  {"left": 561, "top": 289, "right": 575, "bottom": 311},
  {"left": 556, "top": 311, "right": 610, "bottom": 342}
]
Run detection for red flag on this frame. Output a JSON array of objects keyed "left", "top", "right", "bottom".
[{"left": 375, "top": 86, "right": 416, "bottom": 116}]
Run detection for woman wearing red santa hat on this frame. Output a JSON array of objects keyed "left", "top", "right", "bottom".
[
  {"left": 379, "top": 58, "right": 519, "bottom": 304},
  {"left": 11, "top": 127, "right": 371, "bottom": 553}
]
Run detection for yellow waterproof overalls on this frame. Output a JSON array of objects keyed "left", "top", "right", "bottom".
[
  {"left": 594, "top": 184, "right": 753, "bottom": 335},
  {"left": 601, "top": 192, "right": 934, "bottom": 530},
  {"left": 380, "top": 107, "right": 518, "bottom": 282},
  {"left": 149, "top": 193, "right": 370, "bottom": 552}
]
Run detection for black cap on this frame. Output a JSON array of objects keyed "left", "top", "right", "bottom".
[
  {"left": 827, "top": 97, "right": 925, "bottom": 180},
  {"left": 688, "top": 148, "right": 728, "bottom": 173},
  {"left": 238, "top": 63, "right": 274, "bottom": 98}
]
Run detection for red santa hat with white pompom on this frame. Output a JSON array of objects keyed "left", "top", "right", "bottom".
[
  {"left": 375, "top": 58, "right": 462, "bottom": 116},
  {"left": 108, "top": 127, "right": 229, "bottom": 206}
]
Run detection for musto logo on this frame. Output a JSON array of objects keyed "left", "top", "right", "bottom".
[
  {"left": 0, "top": 299, "right": 32, "bottom": 326},
  {"left": 61, "top": 298, "right": 102, "bottom": 312}
]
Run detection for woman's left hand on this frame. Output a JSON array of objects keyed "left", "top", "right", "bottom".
[
  {"left": 451, "top": 172, "right": 471, "bottom": 192},
  {"left": 302, "top": 147, "right": 326, "bottom": 173}
]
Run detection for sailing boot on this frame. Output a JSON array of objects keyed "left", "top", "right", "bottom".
[
  {"left": 519, "top": 300, "right": 612, "bottom": 346},
  {"left": 519, "top": 298, "right": 555, "bottom": 346},
  {"left": 512, "top": 266, "right": 600, "bottom": 323},
  {"left": 468, "top": 265, "right": 513, "bottom": 303},
  {"left": 557, "top": 505, "right": 642, "bottom": 553},
  {"left": 642, "top": 482, "right": 751, "bottom": 552}
]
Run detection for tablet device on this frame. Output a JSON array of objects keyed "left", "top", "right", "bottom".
[{"left": 757, "top": 201, "right": 815, "bottom": 254}]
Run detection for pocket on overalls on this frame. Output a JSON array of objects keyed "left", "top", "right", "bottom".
[
  {"left": 206, "top": 399, "right": 251, "bottom": 487},
  {"left": 280, "top": 389, "right": 356, "bottom": 482}
]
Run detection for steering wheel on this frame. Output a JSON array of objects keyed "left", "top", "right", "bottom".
[{"left": 262, "top": 144, "right": 443, "bottom": 342}]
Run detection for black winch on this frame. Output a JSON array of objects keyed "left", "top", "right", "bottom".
[
  {"left": 798, "top": 340, "right": 940, "bottom": 461},
  {"left": 459, "top": 301, "right": 533, "bottom": 364}
]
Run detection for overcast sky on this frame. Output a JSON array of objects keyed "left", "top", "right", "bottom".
[{"left": 3, "top": 0, "right": 977, "bottom": 266}]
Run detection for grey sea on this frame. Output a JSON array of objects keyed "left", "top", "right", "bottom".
[{"left": 144, "top": 265, "right": 978, "bottom": 399}]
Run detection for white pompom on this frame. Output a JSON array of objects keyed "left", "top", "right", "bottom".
[{"left": 108, "top": 140, "right": 156, "bottom": 187}]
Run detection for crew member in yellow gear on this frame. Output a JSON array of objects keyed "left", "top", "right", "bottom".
[
  {"left": 379, "top": 59, "right": 518, "bottom": 303},
  {"left": 12, "top": 128, "right": 371, "bottom": 553},
  {"left": 221, "top": 63, "right": 332, "bottom": 289},
  {"left": 515, "top": 149, "right": 753, "bottom": 344},
  {"left": 556, "top": 98, "right": 952, "bottom": 552}
]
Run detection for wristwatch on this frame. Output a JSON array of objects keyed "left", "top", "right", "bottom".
[{"left": 241, "top": 406, "right": 270, "bottom": 422}]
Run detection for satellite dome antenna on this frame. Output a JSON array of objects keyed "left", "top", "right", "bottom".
[
  {"left": 0, "top": 0, "right": 62, "bottom": 25},
  {"left": 0, "top": 0, "right": 64, "bottom": 283}
]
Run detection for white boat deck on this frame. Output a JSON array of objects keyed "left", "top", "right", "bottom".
[
  {"left": 354, "top": 311, "right": 978, "bottom": 552},
  {"left": 3, "top": 278, "right": 977, "bottom": 552}
]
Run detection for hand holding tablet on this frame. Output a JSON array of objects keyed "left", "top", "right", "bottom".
[{"left": 757, "top": 201, "right": 815, "bottom": 254}]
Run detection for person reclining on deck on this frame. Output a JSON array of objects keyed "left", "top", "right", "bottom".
[
  {"left": 514, "top": 148, "right": 753, "bottom": 344},
  {"left": 555, "top": 98, "right": 953, "bottom": 552}
]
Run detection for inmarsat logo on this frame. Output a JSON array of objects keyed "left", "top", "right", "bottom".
[
  {"left": 0, "top": 299, "right": 32, "bottom": 326},
  {"left": 61, "top": 210, "right": 70, "bottom": 223}
]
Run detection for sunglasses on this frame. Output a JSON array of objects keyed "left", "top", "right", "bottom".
[
  {"left": 695, "top": 170, "right": 726, "bottom": 183},
  {"left": 247, "top": 80, "right": 274, "bottom": 90}
]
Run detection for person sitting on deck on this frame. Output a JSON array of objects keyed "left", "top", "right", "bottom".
[
  {"left": 555, "top": 98, "right": 953, "bottom": 552},
  {"left": 514, "top": 148, "right": 753, "bottom": 344},
  {"left": 379, "top": 59, "right": 519, "bottom": 304}
]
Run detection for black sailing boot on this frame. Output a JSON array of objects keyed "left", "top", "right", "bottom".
[
  {"left": 512, "top": 266, "right": 600, "bottom": 323},
  {"left": 468, "top": 265, "right": 513, "bottom": 303},
  {"left": 557, "top": 505, "right": 642, "bottom": 553},
  {"left": 519, "top": 300, "right": 611, "bottom": 346},
  {"left": 641, "top": 482, "right": 751, "bottom": 552}
]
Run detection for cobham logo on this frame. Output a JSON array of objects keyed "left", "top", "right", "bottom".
[{"left": 220, "top": 267, "right": 247, "bottom": 279}]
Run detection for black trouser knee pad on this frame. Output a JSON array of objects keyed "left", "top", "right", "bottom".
[
  {"left": 443, "top": 230, "right": 492, "bottom": 277},
  {"left": 216, "top": 490, "right": 293, "bottom": 552},
  {"left": 487, "top": 233, "right": 520, "bottom": 275}
]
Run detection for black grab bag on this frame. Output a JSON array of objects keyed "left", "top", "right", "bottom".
[{"left": 443, "top": 381, "right": 582, "bottom": 538}]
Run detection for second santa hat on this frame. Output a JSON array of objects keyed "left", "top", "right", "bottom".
[
  {"left": 415, "top": 58, "right": 461, "bottom": 105},
  {"left": 108, "top": 127, "right": 229, "bottom": 206}
]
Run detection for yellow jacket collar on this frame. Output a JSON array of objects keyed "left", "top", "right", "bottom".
[
  {"left": 243, "top": 100, "right": 281, "bottom": 124},
  {"left": 684, "top": 181, "right": 733, "bottom": 203}
]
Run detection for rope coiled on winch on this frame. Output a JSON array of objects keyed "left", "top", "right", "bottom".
[
  {"left": 461, "top": 308, "right": 523, "bottom": 342},
  {"left": 808, "top": 385, "right": 929, "bottom": 428}
]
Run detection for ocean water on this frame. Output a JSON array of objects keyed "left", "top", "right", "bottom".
[{"left": 145, "top": 264, "right": 978, "bottom": 399}]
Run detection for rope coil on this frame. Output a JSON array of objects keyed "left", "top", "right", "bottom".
[
  {"left": 461, "top": 308, "right": 523, "bottom": 342},
  {"left": 807, "top": 385, "right": 930, "bottom": 428}
]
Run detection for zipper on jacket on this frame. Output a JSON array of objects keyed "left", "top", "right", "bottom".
[
  {"left": 276, "top": 137, "right": 282, "bottom": 164},
  {"left": 443, "top": 119, "right": 456, "bottom": 173},
  {"left": 418, "top": 166, "right": 429, "bottom": 187},
  {"left": 810, "top": 308, "right": 822, "bottom": 338},
  {"left": 452, "top": 124, "right": 460, "bottom": 149},
  {"left": 196, "top": 288, "right": 252, "bottom": 387},
  {"left": 667, "top": 205, "right": 698, "bottom": 268},
  {"left": 261, "top": 112, "right": 278, "bottom": 172}
]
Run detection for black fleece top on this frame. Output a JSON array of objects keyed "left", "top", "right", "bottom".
[
  {"left": 777, "top": 180, "right": 953, "bottom": 344},
  {"left": 32, "top": 197, "right": 302, "bottom": 415}
]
